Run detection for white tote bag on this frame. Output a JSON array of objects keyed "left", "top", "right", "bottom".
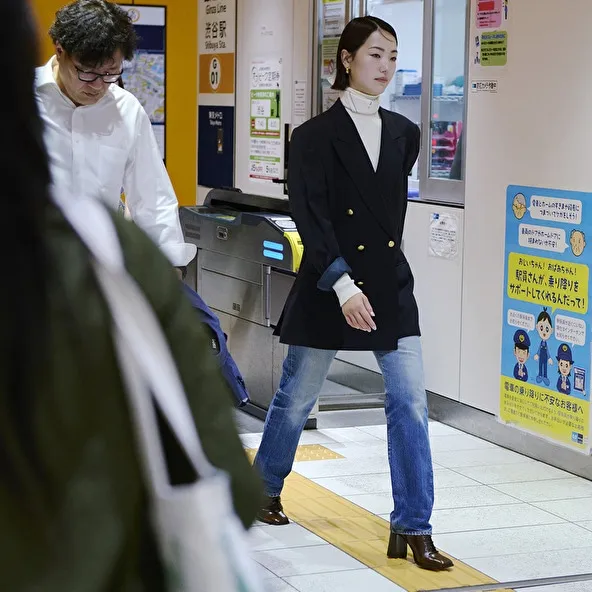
[{"left": 53, "top": 193, "right": 264, "bottom": 592}]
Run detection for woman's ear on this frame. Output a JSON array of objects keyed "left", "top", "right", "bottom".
[{"left": 341, "top": 48, "right": 352, "bottom": 69}]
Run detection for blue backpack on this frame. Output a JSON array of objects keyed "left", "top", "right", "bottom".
[{"left": 181, "top": 283, "right": 249, "bottom": 407}]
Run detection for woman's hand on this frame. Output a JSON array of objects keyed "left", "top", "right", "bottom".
[{"left": 342, "top": 293, "right": 376, "bottom": 332}]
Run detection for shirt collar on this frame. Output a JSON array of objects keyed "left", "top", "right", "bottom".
[{"left": 35, "top": 57, "right": 58, "bottom": 90}]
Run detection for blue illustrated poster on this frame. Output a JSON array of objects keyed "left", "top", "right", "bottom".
[{"left": 501, "top": 185, "right": 591, "bottom": 454}]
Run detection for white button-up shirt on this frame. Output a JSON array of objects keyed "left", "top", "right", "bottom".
[{"left": 35, "top": 58, "right": 196, "bottom": 267}]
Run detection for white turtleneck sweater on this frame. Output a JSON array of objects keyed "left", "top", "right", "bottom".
[{"left": 332, "top": 87, "right": 382, "bottom": 307}]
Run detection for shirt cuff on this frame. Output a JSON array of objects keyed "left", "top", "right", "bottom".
[
  {"left": 159, "top": 242, "right": 197, "bottom": 267},
  {"left": 317, "top": 256, "right": 352, "bottom": 291},
  {"left": 332, "top": 273, "right": 362, "bottom": 307}
]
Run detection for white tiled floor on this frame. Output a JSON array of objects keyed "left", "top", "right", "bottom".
[
  {"left": 241, "top": 420, "right": 592, "bottom": 591},
  {"left": 248, "top": 523, "right": 405, "bottom": 591}
]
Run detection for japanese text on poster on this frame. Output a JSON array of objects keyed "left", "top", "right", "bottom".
[
  {"left": 476, "top": 0, "right": 502, "bottom": 28},
  {"left": 429, "top": 212, "right": 458, "bottom": 259},
  {"left": 250, "top": 90, "right": 281, "bottom": 138},
  {"left": 293, "top": 81, "right": 307, "bottom": 127},
  {"left": 481, "top": 30, "right": 508, "bottom": 66},
  {"left": 322, "top": 0, "right": 346, "bottom": 37},
  {"left": 322, "top": 38, "right": 339, "bottom": 81},
  {"left": 249, "top": 59, "right": 282, "bottom": 183},
  {"left": 500, "top": 185, "right": 592, "bottom": 454}
]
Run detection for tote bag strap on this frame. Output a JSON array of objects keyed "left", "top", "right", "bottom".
[{"left": 53, "top": 193, "right": 217, "bottom": 488}]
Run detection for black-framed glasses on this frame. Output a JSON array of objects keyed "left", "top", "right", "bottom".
[{"left": 74, "top": 65, "right": 123, "bottom": 84}]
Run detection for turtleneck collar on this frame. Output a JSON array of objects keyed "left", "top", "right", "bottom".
[{"left": 339, "top": 86, "right": 380, "bottom": 115}]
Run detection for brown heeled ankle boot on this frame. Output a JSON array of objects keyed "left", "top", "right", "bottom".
[
  {"left": 387, "top": 532, "right": 453, "bottom": 571},
  {"left": 256, "top": 496, "right": 289, "bottom": 526}
]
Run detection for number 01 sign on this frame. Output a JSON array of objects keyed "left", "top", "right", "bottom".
[{"left": 209, "top": 57, "right": 221, "bottom": 91}]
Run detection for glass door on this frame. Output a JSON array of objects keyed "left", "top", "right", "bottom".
[
  {"left": 367, "top": 0, "right": 424, "bottom": 198},
  {"left": 313, "top": 0, "right": 468, "bottom": 204},
  {"left": 422, "top": 0, "right": 467, "bottom": 203}
]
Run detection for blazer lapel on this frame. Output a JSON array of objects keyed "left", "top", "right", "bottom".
[
  {"left": 330, "top": 101, "right": 404, "bottom": 237},
  {"left": 376, "top": 108, "right": 408, "bottom": 234}
]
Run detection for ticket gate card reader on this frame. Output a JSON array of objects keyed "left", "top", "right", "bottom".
[{"left": 179, "top": 190, "right": 312, "bottom": 425}]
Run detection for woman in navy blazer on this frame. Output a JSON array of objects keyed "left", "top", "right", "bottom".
[{"left": 254, "top": 16, "right": 452, "bottom": 572}]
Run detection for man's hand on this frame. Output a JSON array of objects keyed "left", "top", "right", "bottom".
[{"left": 342, "top": 293, "right": 376, "bottom": 332}]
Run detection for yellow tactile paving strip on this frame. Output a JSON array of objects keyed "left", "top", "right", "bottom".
[
  {"left": 245, "top": 444, "right": 344, "bottom": 463},
  {"left": 247, "top": 445, "right": 513, "bottom": 592}
]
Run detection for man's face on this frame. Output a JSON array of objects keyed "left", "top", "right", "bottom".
[
  {"left": 512, "top": 196, "right": 526, "bottom": 219},
  {"left": 515, "top": 346, "right": 529, "bottom": 364},
  {"left": 55, "top": 44, "right": 123, "bottom": 106},
  {"left": 571, "top": 231, "right": 586, "bottom": 257}
]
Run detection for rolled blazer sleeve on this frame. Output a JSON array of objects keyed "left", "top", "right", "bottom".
[
  {"left": 123, "top": 110, "right": 197, "bottom": 268},
  {"left": 288, "top": 126, "right": 351, "bottom": 291}
]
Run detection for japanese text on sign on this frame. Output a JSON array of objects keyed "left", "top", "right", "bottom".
[
  {"left": 202, "top": 0, "right": 230, "bottom": 51},
  {"left": 476, "top": 0, "right": 502, "bottom": 28},
  {"left": 507, "top": 309, "right": 535, "bottom": 331},
  {"left": 518, "top": 224, "right": 568, "bottom": 254},
  {"left": 555, "top": 315, "right": 587, "bottom": 346},
  {"left": 199, "top": 0, "right": 236, "bottom": 55},
  {"left": 481, "top": 30, "right": 507, "bottom": 66},
  {"left": 529, "top": 196, "right": 582, "bottom": 224},
  {"left": 471, "top": 80, "right": 498, "bottom": 92},
  {"left": 507, "top": 253, "right": 589, "bottom": 314},
  {"left": 501, "top": 378, "right": 588, "bottom": 449}
]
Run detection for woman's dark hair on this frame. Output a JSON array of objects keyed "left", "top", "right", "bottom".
[
  {"left": 1, "top": 1, "right": 50, "bottom": 508},
  {"left": 332, "top": 16, "right": 398, "bottom": 91},
  {"left": 49, "top": 0, "right": 137, "bottom": 66}
]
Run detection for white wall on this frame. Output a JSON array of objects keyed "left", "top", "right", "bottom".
[
  {"left": 459, "top": 0, "right": 592, "bottom": 413},
  {"left": 234, "top": 0, "right": 313, "bottom": 197},
  {"left": 404, "top": 203, "right": 464, "bottom": 399}
]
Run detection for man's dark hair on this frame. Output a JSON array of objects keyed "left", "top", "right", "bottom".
[
  {"left": 332, "top": 16, "right": 398, "bottom": 91},
  {"left": 49, "top": 0, "right": 137, "bottom": 66}
]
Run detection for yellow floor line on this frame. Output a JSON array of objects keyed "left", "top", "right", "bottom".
[{"left": 247, "top": 446, "right": 513, "bottom": 592}]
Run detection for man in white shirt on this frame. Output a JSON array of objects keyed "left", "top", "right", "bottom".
[{"left": 35, "top": 0, "right": 196, "bottom": 273}]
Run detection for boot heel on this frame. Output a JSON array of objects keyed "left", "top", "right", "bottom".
[{"left": 387, "top": 532, "right": 408, "bottom": 559}]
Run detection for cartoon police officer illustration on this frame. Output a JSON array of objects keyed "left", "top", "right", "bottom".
[
  {"left": 533, "top": 308, "right": 553, "bottom": 386},
  {"left": 556, "top": 343, "right": 574, "bottom": 395},
  {"left": 513, "top": 329, "right": 530, "bottom": 381}
]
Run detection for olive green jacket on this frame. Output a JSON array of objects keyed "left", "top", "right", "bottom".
[{"left": 0, "top": 207, "right": 262, "bottom": 591}]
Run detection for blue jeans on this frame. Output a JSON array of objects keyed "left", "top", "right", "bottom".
[{"left": 253, "top": 336, "right": 434, "bottom": 535}]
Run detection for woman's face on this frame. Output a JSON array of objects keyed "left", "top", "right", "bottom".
[{"left": 342, "top": 28, "right": 398, "bottom": 96}]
